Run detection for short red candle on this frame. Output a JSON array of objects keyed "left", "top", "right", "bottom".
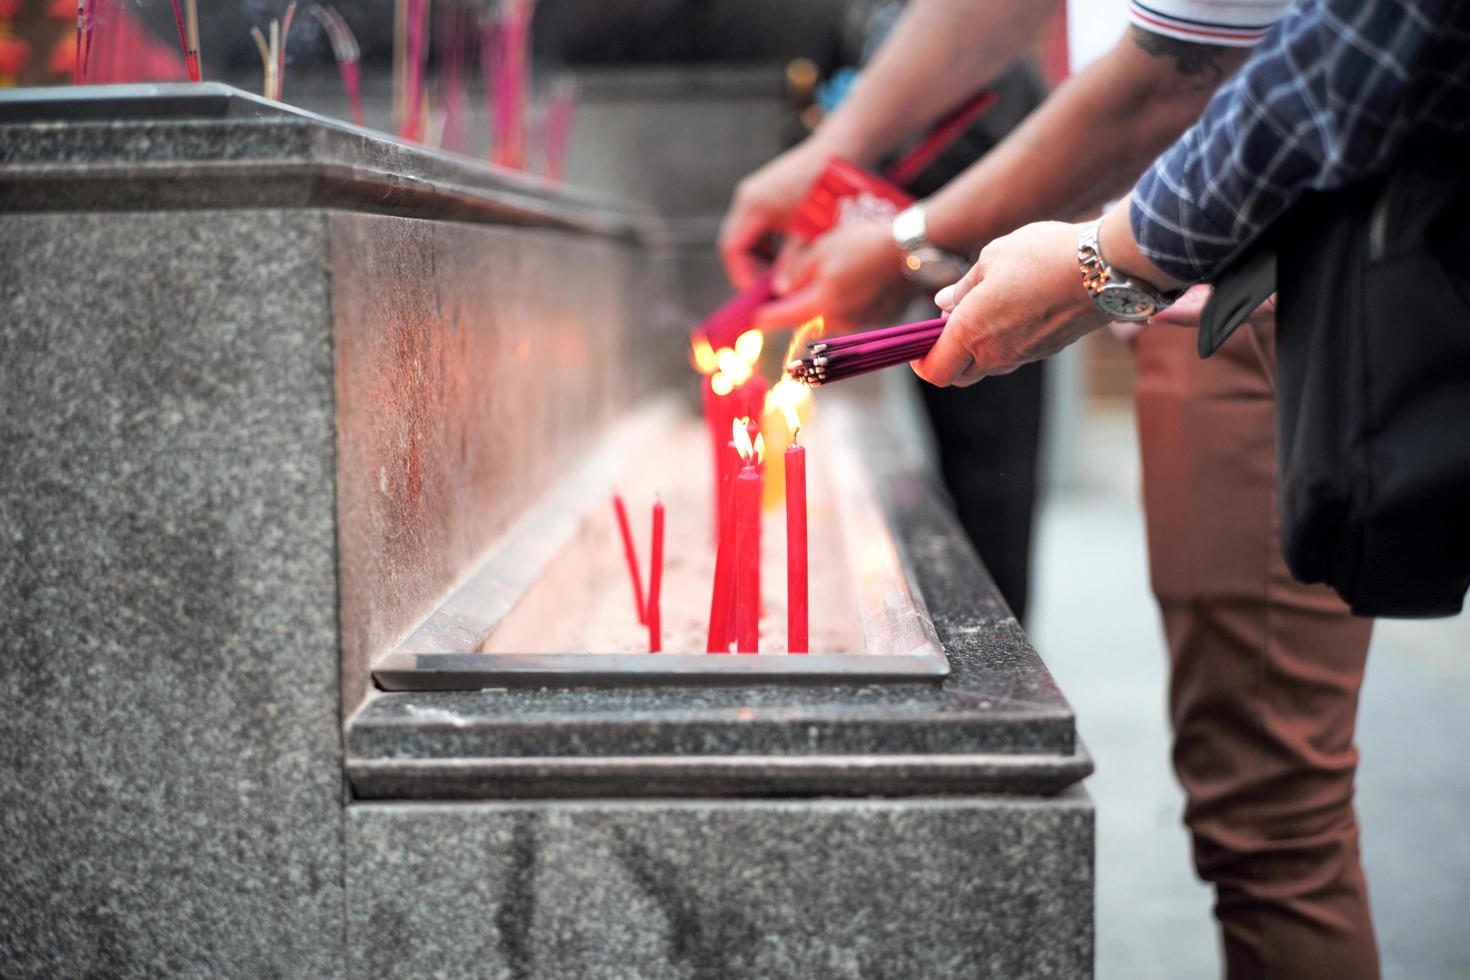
[
  {"left": 647, "top": 497, "right": 665, "bottom": 653},
  {"left": 785, "top": 437, "right": 808, "bottom": 653},
  {"left": 733, "top": 461, "right": 762, "bottom": 653},
  {"left": 612, "top": 495, "right": 646, "bottom": 625}
]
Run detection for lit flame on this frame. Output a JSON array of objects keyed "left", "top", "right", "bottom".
[
  {"left": 732, "top": 417, "right": 753, "bottom": 460},
  {"left": 690, "top": 333, "right": 719, "bottom": 375},
  {"left": 716, "top": 347, "right": 752, "bottom": 386},
  {"left": 735, "top": 328, "right": 764, "bottom": 364},
  {"left": 732, "top": 417, "right": 766, "bottom": 464},
  {"left": 766, "top": 377, "right": 810, "bottom": 439},
  {"left": 710, "top": 372, "right": 734, "bottom": 397},
  {"left": 783, "top": 315, "right": 826, "bottom": 368}
]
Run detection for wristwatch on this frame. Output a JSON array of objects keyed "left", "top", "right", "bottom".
[
  {"left": 892, "top": 204, "right": 971, "bottom": 289},
  {"left": 1077, "top": 217, "right": 1181, "bottom": 320}
]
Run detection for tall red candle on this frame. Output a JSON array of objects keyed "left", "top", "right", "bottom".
[
  {"left": 612, "top": 495, "right": 646, "bottom": 625},
  {"left": 705, "top": 469, "right": 737, "bottom": 653},
  {"left": 785, "top": 432, "right": 808, "bottom": 653},
  {"left": 733, "top": 452, "right": 762, "bottom": 654},
  {"left": 647, "top": 497, "right": 665, "bottom": 653}
]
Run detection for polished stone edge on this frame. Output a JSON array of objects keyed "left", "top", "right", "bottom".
[
  {"left": 348, "top": 746, "right": 1094, "bottom": 800},
  {"left": 0, "top": 162, "right": 647, "bottom": 239},
  {"left": 373, "top": 651, "right": 948, "bottom": 688},
  {"left": 0, "top": 84, "right": 656, "bottom": 239},
  {"left": 347, "top": 700, "right": 1075, "bottom": 759}
]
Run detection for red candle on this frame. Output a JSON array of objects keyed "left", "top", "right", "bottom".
[
  {"left": 612, "top": 495, "right": 646, "bottom": 625},
  {"left": 705, "top": 469, "right": 737, "bottom": 653},
  {"left": 733, "top": 432, "right": 763, "bottom": 654},
  {"left": 703, "top": 375, "right": 729, "bottom": 536},
  {"left": 648, "top": 497, "right": 665, "bottom": 653},
  {"left": 785, "top": 432, "right": 808, "bottom": 653}
]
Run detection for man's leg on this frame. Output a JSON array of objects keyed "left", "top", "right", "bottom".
[
  {"left": 914, "top": 359, "right": 1044, "bottom": 623},
  {"left": 1133, "top": 323, "right": 1380, "bottom": 979}
]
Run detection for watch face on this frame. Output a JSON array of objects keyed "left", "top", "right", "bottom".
[{"left": 1096, "top": 283, "right": 1158, "bottom": 320}]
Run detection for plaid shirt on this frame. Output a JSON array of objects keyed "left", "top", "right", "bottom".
[{"left": 1131, "top": 0, "right": 1470, "bottom": 283}]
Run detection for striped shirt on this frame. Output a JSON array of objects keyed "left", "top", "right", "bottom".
[
  {"left": 1128, "top": 0, "right": 1285, "bottom": 46},
  {"left": 1131, "top": 0, "right": 1470, "bottom": 283}
]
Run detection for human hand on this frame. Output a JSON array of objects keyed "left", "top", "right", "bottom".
[
  {"left": 1145, "top": 283, "right": 1276, "bottom": 328},
  {"left": 718, "top": 141, "right": 829, "bottom": 290},
  {"left": 752, "top": 220, "right": 919, "bottom": 334},
  {"left": 916, "top": 220, "right": 1109, "bottom": 386}
]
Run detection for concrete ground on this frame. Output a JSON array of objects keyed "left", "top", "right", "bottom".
[{"left": 1029, "top": 407, "right": 1470, "bottom": 980}]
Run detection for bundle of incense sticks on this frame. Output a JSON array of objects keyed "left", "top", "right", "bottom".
[{"left": 786, "top": 317, "right": 947, "bottom": 387}]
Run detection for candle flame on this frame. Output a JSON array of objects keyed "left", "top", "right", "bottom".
[
  {"left": 766, "top": 377, "right": 810, "bottom": 440},
  {"left": 710, "top": 372, "right": 734, "bottom": 397},
  {"left": 735, "top": 328, "right": 764, "bottom": 364},
  {"left": 690, "top": 333, "right": 719, "bottom": 375},
  {"left": 783, "top": 315, "right": 825, "bottom": 367},
  {"left": 732, "top": 417, "right": 754, "bottom": 460},
  {"left": 716, "top": 347, "right": 752, "bottom": 386}
]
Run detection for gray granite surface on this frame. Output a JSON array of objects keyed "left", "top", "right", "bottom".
[
  {"left": 347, "top": 792, "right": 1094, "bottom": 980},
  {"left": 330, "top": 213, "right": 649, "bottom": 720},
  {"left": 0, "top": 209, "right": 346, "bottom": 977}
]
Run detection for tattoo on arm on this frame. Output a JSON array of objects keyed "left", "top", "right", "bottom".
[{"left": 1130, "top": 26, "right": 1229, "bottom": 89}]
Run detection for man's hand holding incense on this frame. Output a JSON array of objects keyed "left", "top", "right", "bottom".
[
  {"left": 914, "top": 220, "right": 1109, "bottom": 386},
  {"left": 755, "top": 220, "right": 920, "bottom": 335}
]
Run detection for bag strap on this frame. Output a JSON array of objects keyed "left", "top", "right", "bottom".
[{"left": 1197, "top": 231, "right": 1277, "bottom": 359}]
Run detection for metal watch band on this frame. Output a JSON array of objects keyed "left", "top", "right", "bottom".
[
  {"left": 1077, "top": 218, "right": 1113, "bottom": 300},
  {"left": 1076, "top": 217, "right": 1177, "bottom": 314},
  {"left": 894, "top": 204, "right": 970, "bottom": 284},
  {"left": 892, "top": 204, "right": 930, "bottom": 254}
]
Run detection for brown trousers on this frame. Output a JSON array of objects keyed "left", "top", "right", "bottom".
[{"left": 1132, "top": 323, "right": 1381, "bottom": 979}]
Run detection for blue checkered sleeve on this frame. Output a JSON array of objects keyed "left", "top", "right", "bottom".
[{"left": 1131, "top": 0, "right": 1470, "bottom": 283}]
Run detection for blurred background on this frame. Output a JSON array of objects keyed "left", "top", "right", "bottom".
[{"left": 4, "top": 1, "right": 1467, "bottom": 976}]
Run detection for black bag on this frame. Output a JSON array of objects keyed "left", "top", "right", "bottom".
[{"left": 1199, "top": 137, "right": 1470, "bottom": 617}]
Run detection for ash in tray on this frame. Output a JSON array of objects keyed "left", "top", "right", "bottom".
[{"left": 482, "top": 418, "right": 863, "bottom": 655}]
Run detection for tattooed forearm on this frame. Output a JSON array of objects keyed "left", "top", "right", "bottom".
[{"left": 1130, "top": 26, "right": 1229, "bottom": 89}]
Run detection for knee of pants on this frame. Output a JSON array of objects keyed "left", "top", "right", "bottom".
[{"left": 1160, "top": 599, "right": 1369, "bottom": 888}]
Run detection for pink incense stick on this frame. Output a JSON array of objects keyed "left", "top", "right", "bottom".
[
  {"left": 275, "top": 2, "right": 298, "bottom": 99},
  {"left": 647, "top": 498, "right": 665, "bottom": 652},
  {"left": 311, "top": 6, "right": 364, "bottom": 126},
  {"left": 811, "top": 317, "right": 947, "bottom": 351},
  {"left": 480, "top": 15, "right": 502, "bottom": 162},
  {"left": 400, "top": 0, "right": 429, "bottom": 141},
  {"left": 167, "top": 0, "right": 197, "bottom": 82},
  {"left": 541, "top": 76, "right": 576, "bottom": 182},
  {"left": 492, "top": 0, "right": 533, "bottom": 169},
  {"left": 83, "top": 0, "right": 101, "bottom": 79},
  {"left": 884, "top": 90, "right": 998, "bottom": 187},
  {"left": 73, "top": 1, "right": 85, "bottom": 84},
  {"left": 437, "top": 2, "right": 468, "bottom": 152}
]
